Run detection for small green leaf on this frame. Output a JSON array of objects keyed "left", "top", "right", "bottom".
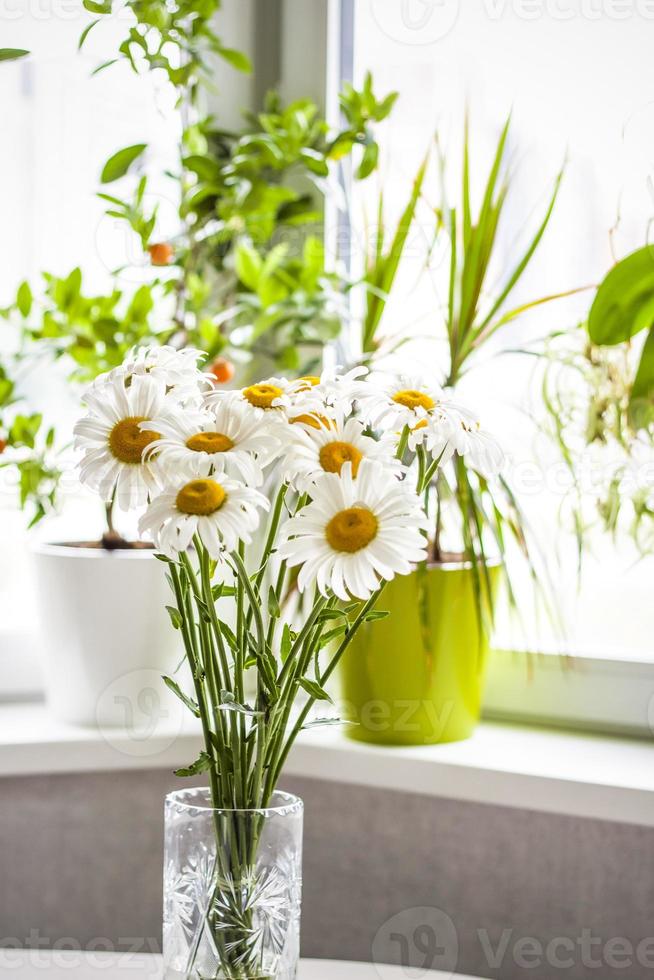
[
  {"left": 91, "top": 59, "right": 119, "bottom": 76},
  {"left": 629, "top": 325, "right": 654, "bottom": 429},
  {"left": 318, "top": 625, "right": 348, "bottom": 649},
  {"left": 234, "top": 241, "right": 263, "bottom": 291},
  {"left": 165, "top": 605, "right": 182, "bottom": 630},
  {"left": 16, "top": 281, "right": 32, "bottom": 317},
  {"left": 299, "top": 148, "right": 329, "bottom": 177},
  {"left": 174, "top": 751, "right": 213, "bottom": 778},
  {"left": 280, "top": 623, "right": 292, "bottom": 663},
  {"left": 162, "top": 675, "right": 200, "bottom": 717},
  {"left": 302, "top": 717, "right": 355, "bottom": 731},
  {"left": 79, "top": 18, "right": 101, "bottom": 49},
  {"left": 212, "top": 583, "right": 236, "bottom": 599},
  {"left": 10, "top": 413, "right": 42, "bottom": 449},
  {"left": 0, "top": 49, "right": 29, "bottom": 62},
  {"left": 356, "top": 141, "right": 379, "bottom": 180},
  {"left": 363, "top": 610, "right": 390, "bottom": 622},
  {"left": 267, "top": 586, "right": 281, "bottom": 618},
  {"left": 217, "top": 691, "right": 262, "bottom": 718},
  {"left": 101, "top": 143, "right": 147, "bottom": 184},
  {"left": 299, "top": 678, "right": 332, "bottom": 703},
  {"left": 319, "top": 608, "right": 349, "bottom": 622},
  {"left": 83, "top": 0, "right": 112, "bottom": 13},
  {"left": 218, "top": 47, "right": 252, "bottom": 73},
  {"left": 589, "top": 246, "right": 654, "bottom": 346},
  {"left": 327, "top": 131, "right": 356, "bottom": 161}
]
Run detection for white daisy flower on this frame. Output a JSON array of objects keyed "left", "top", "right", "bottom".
[
  {"left": 405, "top": 393, "right": 477, "bottom": 451},
  {"left": 283, "top": 412, "right": 401, "bottom": 492},
  {"left": 403, "top": 395, "right": 503, "bottom": 478},
  {"left": 293, "top": 366, "right": 374, "bottom": 416},
  {"left": 278, "top": 459, "right": 428, "bottom": 601},
  {"left": 74, "top": 373, "right": 167, "bottom": 509},
  {"left": 364, "top": 375, "right": 503, "bottom": 476},
  {"left": 208, "top": 376, "right": 321, "bottom": 420},
  {"left": 139, "top": 475, "right": 269, "bottom": 559},
  {"left": 116, "top": 346, "right": 208, "bottom": 390},
  {"left": 366, "top": 374, "right": 449, "bottom": 430},
  {"left": 437, "top": 411, "right": 505, "bottom": 479},
  {"left": 141, "top": 399, "right": 280, "bottom": 487}
]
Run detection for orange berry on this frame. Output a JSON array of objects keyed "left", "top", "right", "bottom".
[
  {"left": 209, "top": 357, "right": 235, "bottom": 384},
  {"left": 0, "top": 439, "right": 6, "bottom": 454},
  {"left": 148, "top": 242, "right": 174, "bottom": 266}
]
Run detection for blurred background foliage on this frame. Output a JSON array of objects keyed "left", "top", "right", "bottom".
[{"left": 0, "top": 0, "right": 396, "bottom": 522}]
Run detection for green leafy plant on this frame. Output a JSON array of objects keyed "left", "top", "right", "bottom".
[
  {"left": 542, "top": 323, "right": 653, "bottom": 556},
  {"left": 79, "top": 0, "right": 245, "bottom": 95},
  {"left": 1, "top": 271, "right": 170, "bottom": 521},
  {"left": 96, "top": 82, "right": 395, "bottom": 371},
  {"left": 7, "top": 269, "right": 168, "bottom": 381},
  {"left": 538, "top": 244, "right": 654, "bottom": 558},
  {"left": 430, "top": 116, "right": 571, "bottom": 624},
  {"left": 5, "top": 2, "right": 396, "bottom": 528},
  {"left": 0, "top": 360, "right": 60, "bottom": 526}
]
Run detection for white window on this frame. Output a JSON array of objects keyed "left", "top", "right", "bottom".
[
  {"left": 346, "top": 1, "right": 654, "bottom": 732},
  {"left": 0, "top": 4, "right": 181, "bottom": 695},
  {"left": 0, "top": 0, "right": 329, "bottom": 699}
]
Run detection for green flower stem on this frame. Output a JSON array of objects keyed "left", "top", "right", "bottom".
[
  {"left": 241, "top": 482, "right": 287, "bottom": 640},
  {"left": 276, "top": 593, "right": 328, "bottom": 690},
  {"left": 265, "top": 585, "right": 386, "bottom": 800},
  {"left": 257, "top": 483, "right": 288, "bottom": 586},
  {"left": 262, "top": 593, "right": 330, "bottom": 797},
  {"left": 169, "top": 563, "right": 224, "bottom": 809},
  {"left": 265, "top": 558, "right": 287, "bottom": 650},
  {"left": 418, "top": 445, "right": 447, "bottom": 496},
  {"left": 229, "top": 548, "right": 270, "bottom": 808},
  {"left": 416, "top": 444, "right": 426, "bottom": 494},
  {"left": 196, "top": 542, "right": 250, "bottom": 811},
  {"left": 396, "top": 424, "right": 410, "bottom": 461},
  {"left": 231, "top": 549, "right": 265, "bottom": 658},
  {"left": 234, "top": 541, "right": 250, "bottom": 810},
  {"left": 180, "top": 552, "right": 229, "bottom": 763}
]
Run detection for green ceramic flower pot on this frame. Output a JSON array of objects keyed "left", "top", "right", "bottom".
[{"left": 339, "top": 561, "right": 500, "bottom": 746}]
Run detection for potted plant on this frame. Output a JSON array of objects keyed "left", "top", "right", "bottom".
[
  {"left": 3, "top": 3, "right": 395, "bottom": 725},
  {"left": 340, "top": 116, "right": 573, "bottom": 745},
  {"left": 541, "top": 245, "right": 654, "bottom": 558},
  {"left": 73, "top": 348, "right": 502, "bottom": 978}
]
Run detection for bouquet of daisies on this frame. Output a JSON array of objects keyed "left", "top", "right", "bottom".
[
  {"left": 75, "top": 348, "right": 502, "bottom": 977},
  {"left": 75, "top": 348, "right": 503, "bottom": 811}
]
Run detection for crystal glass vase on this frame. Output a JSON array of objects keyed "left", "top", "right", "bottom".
[{"left": 163, "top": 788, "right": 303, "bottom": 980}]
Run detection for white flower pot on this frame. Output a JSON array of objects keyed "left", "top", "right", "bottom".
[{"left": 33, "top": 543, "right": 180, "bottom": 728}]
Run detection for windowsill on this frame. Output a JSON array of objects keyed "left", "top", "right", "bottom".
[{"left": 1, "top": 703, "right": 653, "bottom": 827}]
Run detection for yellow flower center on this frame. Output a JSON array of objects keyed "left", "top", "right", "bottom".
[
  {"left": 291, "top": 413, "right": 332, "bottom": 430},
  {"left": 392, "top": 389, "right": 435, "bottom": 412},
  {"left": 176, "top": 479, "right": 227, "bottom": 516},
  {"left": 295, "top": 375, "right": 321, "bottom": 391},
  {"left": 412, "top": 419, "right": 428, "bottom": 432},
  {"left": 108, "top": 417, "right": 160, "bottom": 464},
  {"left": 319, "top": 441, "right": 363, "bottom": 476},
  {"left": 185, "top": 432, "right": 234, "bottom": 454},
  {"left": 326, "top": 506, "right": 378, "bottom": 553},
  {"left": 243, "top": 383, "right": 284, "bottom": 409}
]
